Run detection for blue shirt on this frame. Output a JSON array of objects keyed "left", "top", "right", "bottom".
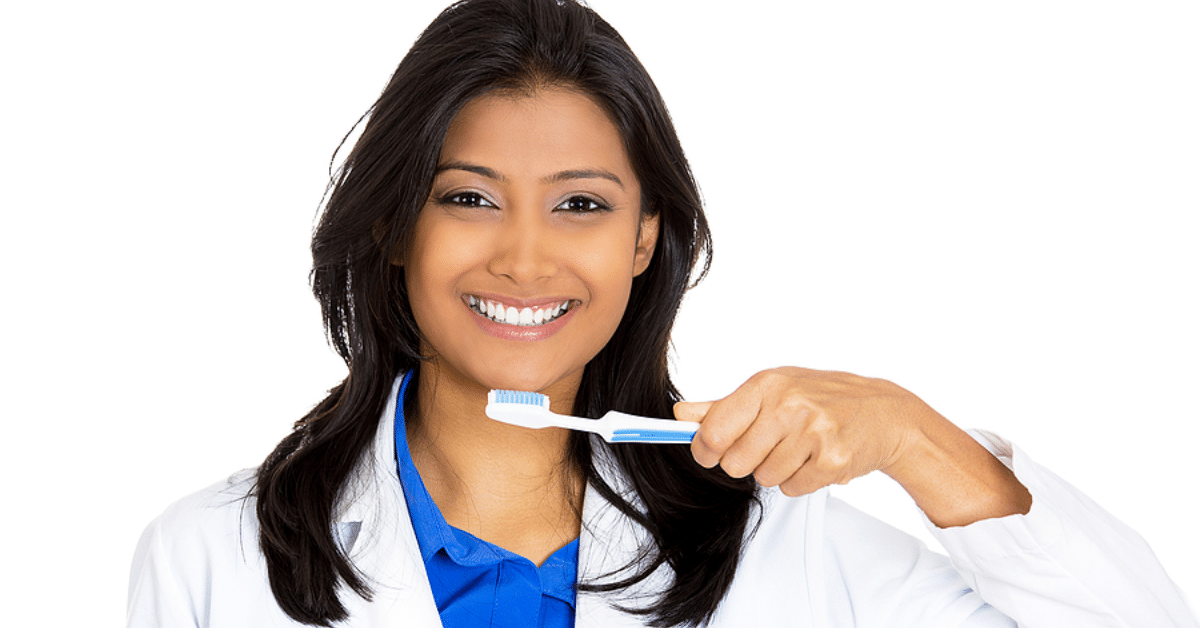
[{"left": 392, "top": 372, "right": 579, "bottom": 627}]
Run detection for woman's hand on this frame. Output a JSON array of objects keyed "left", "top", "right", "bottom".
[{"left": 674, "top": 367, "right": 1032, "bottom": 527}]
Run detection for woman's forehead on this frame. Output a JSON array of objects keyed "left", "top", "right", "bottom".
[{"left": 438, "top": 87, "right": 636, "bottom": 186}]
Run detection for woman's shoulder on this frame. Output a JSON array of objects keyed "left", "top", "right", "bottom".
[
  {"left": 131, "top": 469, "right": 263, "bottom": 582},
  {"left": 128, "top": 470, "right": 281, "bottom": 627},
  {"left": 153, "top": 470, "right": 259, "bottom": 537}
]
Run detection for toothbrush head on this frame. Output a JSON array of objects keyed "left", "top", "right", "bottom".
[{"left": 485, "top": 389, "right": 554, "bottom": 429}]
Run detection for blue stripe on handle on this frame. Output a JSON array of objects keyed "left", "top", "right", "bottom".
[{"left": 611, "top": 429, "right": 696, "bottom": 443}]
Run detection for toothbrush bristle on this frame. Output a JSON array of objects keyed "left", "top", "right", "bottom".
[{"left": 490, "top": 389, "right": 550, "bottom": 407}]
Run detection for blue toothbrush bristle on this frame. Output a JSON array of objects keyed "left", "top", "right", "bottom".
[{"left": 492, "top": 390, "right": 549, "bottom": 406}]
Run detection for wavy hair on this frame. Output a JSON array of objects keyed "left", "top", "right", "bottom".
[{"left": 254, "top": 0, "right": 760, "bottom": 625}]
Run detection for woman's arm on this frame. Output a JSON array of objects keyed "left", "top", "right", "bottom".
[
  {"left": 882, "top": 407, "right": 1032, "bottom": 528},
  {"left": 674, "top": 366, "right": 1031, "bottom": 527},
  {"left": 927, "top": 430, "right": 1198, "bottom": 627},
  {"left": 675, "top": 367, "right": 1199, "bottom": 627}
]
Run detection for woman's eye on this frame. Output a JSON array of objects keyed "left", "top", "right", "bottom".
[
  {"left": 555, "top": 195, "right": 610, "bottom": 213},
  {"left": 442, "top": 191, "right": 495, "bottom": 208}
]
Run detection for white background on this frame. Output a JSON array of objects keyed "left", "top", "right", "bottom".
[{"left": 2, "top": 0, "right": 1197, "bottom": 623}]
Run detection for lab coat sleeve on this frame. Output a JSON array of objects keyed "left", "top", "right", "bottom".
[
  {"left": 127, "top": 493, "right": 215, "bottom": 628},
  {"left": 820, "top": 494, "right": 1017, "bottom": 628},
  {"left": 925, "top": 430, "right": 1199, "bottom": 628}
]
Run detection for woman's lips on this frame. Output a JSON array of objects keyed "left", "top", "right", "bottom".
[
  {"left": 466, "top": 294, "right": 573, "bottom": 326},
  {"left": 466, "top": 296, "right": 579, "bottom": 342}
]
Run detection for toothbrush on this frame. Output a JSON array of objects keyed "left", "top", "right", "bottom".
[{"left": 485, "top": 389, "right": 699, "bottom": 443}]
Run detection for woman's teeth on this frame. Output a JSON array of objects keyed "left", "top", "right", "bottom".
[{"left": 467, "top": 296, "right": 571, "bottom": 327}]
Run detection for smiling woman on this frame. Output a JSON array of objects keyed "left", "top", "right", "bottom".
[
  {"left": 123, "top": 0, "right": 1199, "bottom": 627},
  {"left": 129, "top": 1, "right": 759, "bottom": 625},
  {"left": 402, "top": 88, "right": 660, "bottom": 572}
]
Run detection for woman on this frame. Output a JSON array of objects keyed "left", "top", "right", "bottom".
[{"left": 127, "top": 0, "right": 1197, "bottom": 626}]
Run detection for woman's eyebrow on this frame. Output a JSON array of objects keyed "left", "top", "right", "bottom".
[
  {"left": 543, "top": 168, "right": 624, "bottom": 189},
  {"left": 434, "top": 161, "right": 624, "bottom": 189},
  {"left": 435, "top": 161, "right": 506, "bottom": 181}
]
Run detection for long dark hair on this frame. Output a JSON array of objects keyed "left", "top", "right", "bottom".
[{"left": 254, "top": 0, "right": 760, "bottom": 625}]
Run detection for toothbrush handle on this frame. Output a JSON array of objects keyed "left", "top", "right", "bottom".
[{"left": 602, "top": 411, "right": 699, "bottom": 443}]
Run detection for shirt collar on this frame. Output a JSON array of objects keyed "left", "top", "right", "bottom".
[{"left": 392, "top": 370, "right": 460, "bottom": 564}]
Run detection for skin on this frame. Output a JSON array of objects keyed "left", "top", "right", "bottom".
[{"left": 401, "top": 86, "right": 1031, "bottom": 567}]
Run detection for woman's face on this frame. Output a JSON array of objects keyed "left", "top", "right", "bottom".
[{"left": 403, "top": 87, "right": 658, "bottom": 403}]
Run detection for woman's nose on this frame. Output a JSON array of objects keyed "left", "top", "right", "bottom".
[{"left": 486, "top": 208, "right": 558, "bottom": 284}]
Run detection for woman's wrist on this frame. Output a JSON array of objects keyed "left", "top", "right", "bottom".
[{"left": 883, "top": 410, "right": 1032, "bottom": 528}]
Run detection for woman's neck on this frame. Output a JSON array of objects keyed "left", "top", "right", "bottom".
[{"left": 406, "top": 362, "right": 585, "bottom": 565}]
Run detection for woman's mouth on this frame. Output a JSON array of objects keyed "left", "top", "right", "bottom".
[{"left": 466, "top": 295, "right": 574, "bottom": 327}]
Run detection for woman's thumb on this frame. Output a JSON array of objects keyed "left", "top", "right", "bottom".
[{"left": 673, "top": 400, "right": 714, "bottom": 423}]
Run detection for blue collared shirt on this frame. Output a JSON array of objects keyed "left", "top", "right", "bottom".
[{"left": 393, "top": 372, "right": 579, "bottom": 627}]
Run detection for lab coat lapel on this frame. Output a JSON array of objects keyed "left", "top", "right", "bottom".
[
  {"left": 576, "top": 440, "right": 671, "bottom": 628},
  {"left": 574, "top": 441, "right": 824, "bottom": 628},
  {"left": 332, "top": 375, "right": 443, "bottom": 627}
]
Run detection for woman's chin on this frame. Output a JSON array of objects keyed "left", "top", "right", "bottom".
[{"left": 471, "top": 362, "right": 584, "bottom": 397}]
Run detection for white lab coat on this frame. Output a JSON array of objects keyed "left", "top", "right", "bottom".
[{"left": 128, "top": 376, "right": 1198, "bottom": 627}]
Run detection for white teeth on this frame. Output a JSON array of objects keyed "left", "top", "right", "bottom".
[{"left": 468, "top": 297, "right": 572, "bottom": 327}]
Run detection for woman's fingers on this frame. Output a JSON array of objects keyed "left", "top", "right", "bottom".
[
  {"left": 676, "top": 375, "right": 811, "bottom": 478},
  {"left": 779, "top": 464, "right": 836, "bottom": 498},
  {"left": 675, "top": 390, "right": 763, "bottom": 470},
  {"left": 751, "top": 432, "right": 813, "bottom": 488},
  {"left": 716, "top": 399, "right": 807, "bottom": 479},
  {"left": 675, "top": 367, "right": 923, "bottom": 497},
  {"left": 672, "top": 400, "right": 711, "bottom": 423}
]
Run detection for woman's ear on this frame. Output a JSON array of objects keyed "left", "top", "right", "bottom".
[{"left": 633, "top": 213, "right": 660, "bottom": 277}]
